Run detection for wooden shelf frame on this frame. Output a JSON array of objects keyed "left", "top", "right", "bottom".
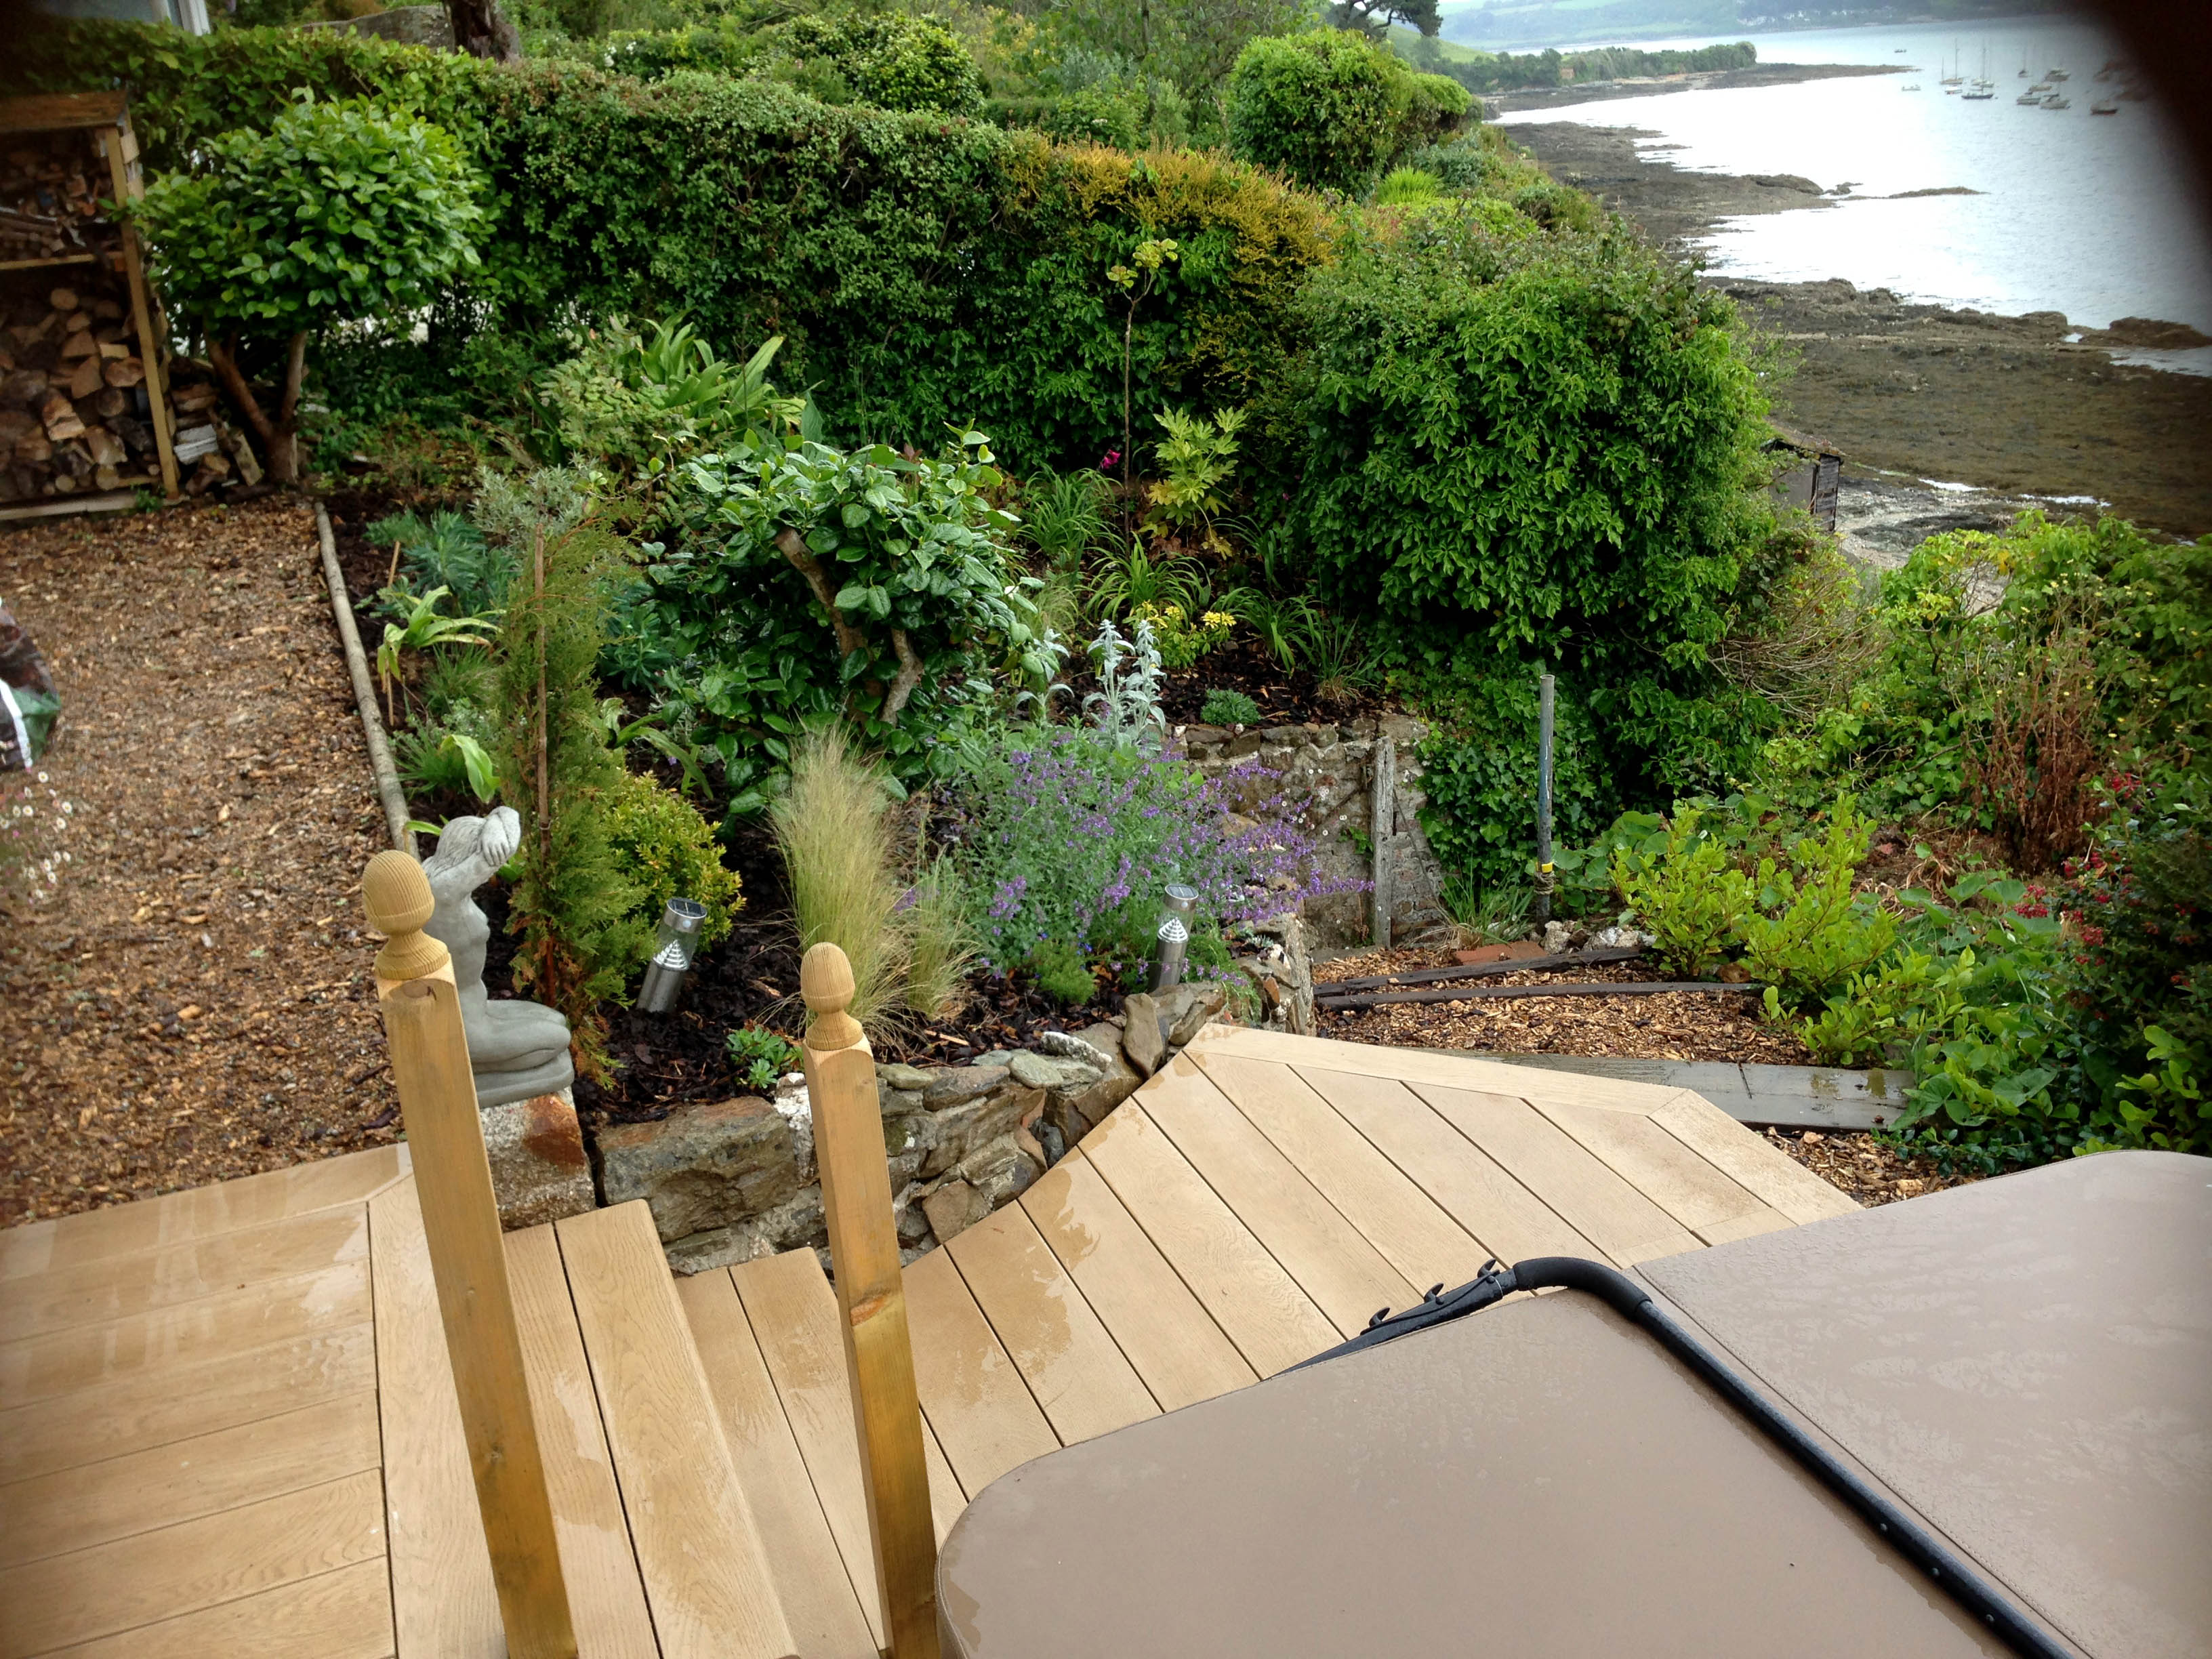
[{"left": 1, "top": 90, "right": 180, "bottom": 501}]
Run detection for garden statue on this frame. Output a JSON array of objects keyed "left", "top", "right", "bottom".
[{"left": 421, "top": 806, "right": 575, "bottom": 1107}]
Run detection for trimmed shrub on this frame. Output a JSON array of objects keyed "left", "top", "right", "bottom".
[
  {"left": 603, "top": 768, "right": 744, "bottom": 954},
  {"left": 1227, "top": 30, "right": 1422, "bottom": 195}
]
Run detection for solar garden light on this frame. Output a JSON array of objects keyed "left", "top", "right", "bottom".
[
  {"left": 637, "top": 897, "right": 708, "bottom": 1013},
  {"left": 1152, "top": 883, "right": 1200, "bottom": 992}
]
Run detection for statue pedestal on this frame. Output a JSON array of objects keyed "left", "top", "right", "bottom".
[{"left": 480, "top": 1088, "right": 595, "bottom": 1229}]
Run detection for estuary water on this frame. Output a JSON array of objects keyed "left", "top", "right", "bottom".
[{"left": 1496, "top": 14, "right": 2212, "bottom": 361}]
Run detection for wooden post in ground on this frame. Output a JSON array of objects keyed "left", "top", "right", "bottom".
[
  {"left": 363, "top": 850, "right": 579, "bottom": 1659},
  {"left": 802, "top": 942, "right": 941, "bottom": 1659}
]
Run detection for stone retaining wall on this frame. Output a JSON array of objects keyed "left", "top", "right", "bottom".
[{"left": 1180, "top": 714, "right": 1452, "bottom": 949}]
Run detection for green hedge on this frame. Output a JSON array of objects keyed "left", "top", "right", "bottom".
[{"left": 12, "top": 20, "right": 1334, "bottom": 474}]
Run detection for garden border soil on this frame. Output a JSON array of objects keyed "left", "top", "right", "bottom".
[{"left": 0, "top": 497, "right": 405, "bottom": 1226}]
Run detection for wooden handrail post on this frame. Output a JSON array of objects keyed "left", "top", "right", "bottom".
[
  {"left": 803, "top": 942, "right": 942, "bottom": 1659},
  {"left": 363, "top": 851, "right": 579, "bottom": 1659}
]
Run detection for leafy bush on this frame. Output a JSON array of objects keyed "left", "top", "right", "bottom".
[
  {"left": 1291, "top": 214, "right": 1774, "bottom": 817},
  {"left": 1145, "top": 406, "right": 1246, "bottom": 537},
  {"left": 598, "top": 12, "right": 985, "bottom": 115},
  {"left": 1612, "top": 810, "right": 1751, "bottom": 979},
  {"left": 647, "top": 432, "right": 1047, "bottom": 804},
  {"left": 131, "top": 93, "right": 483, "bottom": 481},
  {"left": 1226, "top": 30, "right": 1462, "bottom": 195},
  {"left": 603, "top": 767, "right": 744, "bottom": 954},
  {"left": 726, "top": 1025, "right": 800, "bottom": 1092},
  {"left": 1131, "top": 602, "right": 1236, "bottom": 669},
  {"left": 954, "top": 726, "right": 1347, "bottom": 973},
  {"left": 1414, "top": 668, "right": 1616, "bottom": 891},
  {"left": 539, "top": 317, "right": 802, "bottom": 480},
  {"left": 1735, "top": 802, "right": 1896, "bottom": 1007},
  {"left": 1202, "top": 688, "right": 1261, "bottom": 726},
  {"left": 369, "top": 510, "right": 518, "bottom": 619}
]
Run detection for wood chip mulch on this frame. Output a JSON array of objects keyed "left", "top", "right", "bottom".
[
  {"left": 1765, "top": 1127, "right": 1980, "bottom": 1207},
  {"left": 0, "top": 499, "right": 403, "bottom": 1228},
  {"left": 1314, "top": 945, "right": 1811, "bottom": 1065}
]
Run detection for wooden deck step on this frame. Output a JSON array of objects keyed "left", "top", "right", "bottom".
[{"left": 556, "top": 1202, "right": 797, "bottom": 1659}]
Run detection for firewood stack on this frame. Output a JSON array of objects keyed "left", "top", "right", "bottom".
[
  {"left": 0, "top": 278, "right": 165, "bottom": 502},
  {"left": 0, "top": 131, "right": 104, "bottom": 265}
]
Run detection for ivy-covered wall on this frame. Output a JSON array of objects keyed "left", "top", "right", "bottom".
[{"left": 12, "top": 21, "right": 1336, "bottom": 474}]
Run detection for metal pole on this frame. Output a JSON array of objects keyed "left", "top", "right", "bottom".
[{"left": 1534, "top": 670, "right": 1555, "bottom": 925}]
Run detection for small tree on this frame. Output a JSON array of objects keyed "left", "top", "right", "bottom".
[{"left": 134, "top": 95, "right": 484, "bottom": 483}]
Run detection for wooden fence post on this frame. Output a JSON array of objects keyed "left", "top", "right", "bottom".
[
  {"left": 363, "top": 850, "right": 579, "bottom": 1659},
  {"left": 802, "top": 942, "right": 941, "bottom": 1659}
]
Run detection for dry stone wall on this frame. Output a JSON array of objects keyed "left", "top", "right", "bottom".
[{"left": 1179, "top": 714, "right": 1452, "bottom": 949}]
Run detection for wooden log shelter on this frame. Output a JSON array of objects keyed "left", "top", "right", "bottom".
[{"left": 0, "top": 91, "right": 188, "bottom": 518}]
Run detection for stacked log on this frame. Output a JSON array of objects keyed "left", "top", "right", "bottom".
[
  {"left": 1, "top": 279, "right": 164, "bottom": 501},
  {"left": 1, "top": 133, "right": 106, "bottom": 265}
]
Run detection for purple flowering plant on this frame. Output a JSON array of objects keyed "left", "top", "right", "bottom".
[{"left": 956, "top": 727, "right": 1362, "bottom": 975}]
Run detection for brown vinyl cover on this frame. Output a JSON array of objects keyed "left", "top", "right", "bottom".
[
  {"left": 1641, "top": 1148, "right": 2212, "bottom": 1659},
  {"left": 935, "top": 1286, "right": 2016, "bottom": 1658}
]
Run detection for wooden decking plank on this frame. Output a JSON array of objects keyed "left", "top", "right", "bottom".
[
  {"left": 1412, "top": 1083, "right": 1704, "bottom": 1266},
  {"left": 0, "top": 1468, "right": 385, "bottom": 1659},
  {"left": 1020, "top": 1153, "right": 1256, "bottom": 1412},
  {"left": 1186, "top": 1024, "right": 1683, "bottom": 1113},
  {"left": 1078, "top": 1104, "right": 1338, "bottom": 1377},
  {"left": 731, "top": 1246, "right": 964, "bottom": 1624},
  {"left": 1694, "top": 1207, "right": 1799, "bottom": 1247},
  {"left": 0, "top": 1206, "right": 369, "bottom": 1345},
  {"left": 0, "top": 1391, "right": 380, "bottom": 1570},
  {"left": 504, "top": 1224, "right": 659, "bottom": 1659},
  {"left": 903, "top": 1245, "right": 1060, "bottom": 1494},
  {"left": 0, "top": 1147, "right": 407, "bottom": 1285},
  {"left": 1136, "top": 1065, "right": 1418, "bottom": 1337},
  {"left": 678, "top": 1267, "right": 878, "bottom": 1659},
  {"left": 556, "top": 1201, "right": 796, "bottom": 1659},
  {"left": 1528, "top": 1094, "right": 1784, "bottom": 1239},
  {"left": 944, "top": 1200, "right": 1159, "bottom": 1447},
  {"left": 30, "top": 1557, "right": 394, "bottom": 1659},
  {"left": 0, "top": 1258, "right": 372, "bottom": 1410},
  {"left": 1294, "top": 1065, "right": 1602, "bottom": 1265},
  {"left": 367, "top": 1178, "right": 500, "bottom": 1659},
  {"left": 1648, "top": 1091, "right": 1862, "bottom": 1224},
  {"left": 1195, "top": 1050, "right": 1496, "bottom": 1296},
  {"left": 0, "top": 1324, "right": 376, "bottom": 1486}
]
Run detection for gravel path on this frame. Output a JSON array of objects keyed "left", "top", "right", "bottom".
[{"left": 0, "top": 499, "right": 402, "bottom": 1227}]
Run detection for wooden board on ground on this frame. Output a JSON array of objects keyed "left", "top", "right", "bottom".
[
  {"left": 943, "top": 1200, "right": 1159, "bottom": 1446},
  {"left": 556, "top": 1201, "right": 795, "bottom": 1659},
  {"left": 1019, "top": 1153, "right": 1256, "bottom": 1413},
  {"left": 679, "top": 1266, "right": 879, "bottom": 1659},
  {"left": 902, "top": 1246, "right": 1059, "bottom": 1496}
]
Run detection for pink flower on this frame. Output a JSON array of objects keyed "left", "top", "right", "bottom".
[{"left": 1099, "top": 450, "right": 1122, "bottom": 470}]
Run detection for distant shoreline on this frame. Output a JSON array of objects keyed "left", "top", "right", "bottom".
[{"left": 1485, "top": 61, "right": 1900, "bottom": 117}]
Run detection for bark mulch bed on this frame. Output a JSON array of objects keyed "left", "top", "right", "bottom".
[
  {"left": 0, "top": 498, "right": 401, "bottom": 1228},
  {"left": 1767, "top": 1127, "right": 1978, "bottom": 1208},
  {"left": 1313, "top": 944, "right": 1811, "bottom": 1065}
]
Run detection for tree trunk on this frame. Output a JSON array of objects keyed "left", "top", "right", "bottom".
[{"left": 207, "top": 333, "right": 299, "bottom": 485}]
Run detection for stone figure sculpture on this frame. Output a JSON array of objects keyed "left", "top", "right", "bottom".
[{"left": 421, "top": 806, "right": 575, "bottom": 1107}]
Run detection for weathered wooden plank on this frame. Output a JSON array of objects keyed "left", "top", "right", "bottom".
[
  {"left": 369, "top": 1178, "right": 499, "bottom": 1659},
  {"left": 1648, "top": 1090, "right": 1862, "bottom": 1225},
  {"left": 903, "top": 1246, "right": 1060, "bottom": 1494},
  {"left": 0, "top": 1206, "right": 369, "bottom": 1345},
  {"left": 1412, "top": 1083, "right": 1704, "bottom": 1267},
  {"left": 1019, "top": 1153, "right": 1256, "bottom": 1413},
  {"left": 1193, "top": 1050, "right": 1494, "bottom": 1296},
  {"left": 557, "top": 1201, "right": 796, "bottom": 1659},
  {"left": 0, "top": 1259, "right": 372, "bottom": 1410},
  {"left": 0, "top": 1392, "right": 380, "bottom": 1569},
  {"left": 1078, "top": 1104, "right": 1338, "bottom": 1377},
  {"left": 0, "top": 1324, "right": 376, "bottom": 1486},
  {"left": 945, "top": 1200, "right": 1159, "bottom": 1446},
  {"left": 1185, "top": 1025, "right": 1681, "bottom": 1114},
  {"left": 0, "top": 1469, "right": 386, "bottom": 1659},
  {"left": 1319, "top": 979, "right": 1760, "bottom": 1011},
  {"left": 1136, "top": 1063, "right": 1418, "bottom": 1337},
  {"left": 679, "top": 1267, "right": 879, "bottom": 1659},
  {"left": 504, "top": 1224, "right": 659, "bottom": 1659},
  {"left": 1293, "top": 1065, "right": 1601, "bottom": 1264},
  {"left": 1312, "top": 945, "right": 1643, "bottom": 994}
]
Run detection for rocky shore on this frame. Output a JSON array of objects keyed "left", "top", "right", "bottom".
[{"left": 1510, "top": 119, "right": 2212, "bottom": 538}]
